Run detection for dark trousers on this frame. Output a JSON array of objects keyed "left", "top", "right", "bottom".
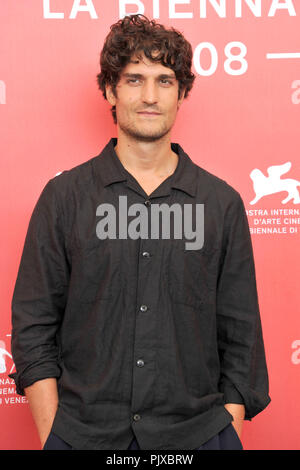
[
  {"left": 127, "top": 424, "right": 243, "bottom": 450},
  {"left": 43, "top": 423, "right": 243, "bottom": 450}
]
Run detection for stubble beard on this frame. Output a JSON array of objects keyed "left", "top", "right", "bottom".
[{"left": 118, "top": 115, "right": 172, "bottom": 143}]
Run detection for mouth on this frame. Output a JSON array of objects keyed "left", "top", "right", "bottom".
[{"left": 137, "top": 111, "right": 162, "bottom": 117}]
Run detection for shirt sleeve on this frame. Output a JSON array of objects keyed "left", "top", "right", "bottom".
[
  {"left": 9, "top": 177, "right": 70, "bottom": 396},
  {"left": 216, "top": 191, "right": 271, "bottom": 420}
]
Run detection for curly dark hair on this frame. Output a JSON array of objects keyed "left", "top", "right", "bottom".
[{"left": 96, "top": 14, "right": 195, "bottom": 124}]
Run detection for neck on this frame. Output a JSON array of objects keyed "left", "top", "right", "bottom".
[{"left": 114, "top": 130, "right": 178, "bottom": 178}]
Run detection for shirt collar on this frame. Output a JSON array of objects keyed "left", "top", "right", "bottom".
[{"left": 93, "top": 138, "right": 198, "bottom": 197}]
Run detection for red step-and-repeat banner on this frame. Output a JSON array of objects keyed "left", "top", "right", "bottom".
[{"left": 1, "top": 0, "right": 299, "bottom": 450}]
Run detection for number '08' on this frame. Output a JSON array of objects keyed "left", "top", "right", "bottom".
[{"left": 193, "top": 41, "right": 248, "bottom": 76}]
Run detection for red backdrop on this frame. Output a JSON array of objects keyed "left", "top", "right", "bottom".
[{"left": 1, "top": 0, "right": 299, "bottom": 450}]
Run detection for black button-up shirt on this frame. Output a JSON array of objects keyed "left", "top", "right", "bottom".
[{"left": 10, "top": 138, "right": 271, "bottom": 450}]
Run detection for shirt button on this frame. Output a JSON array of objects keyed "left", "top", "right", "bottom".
[
  {"left": 136, "top": 359, "right": 144, "bottom": 367},
  {"left": 144, "top": 199, "right": 151, "bottom": 207},
  {"left": 133, "top": 414, "right": 141, "bottom": 421},
  {"left": 140, "top": 305, "right": 148, "bottom": 312},
  {"left": 142, "top": 251, "right": 150, "bottom": 258}
]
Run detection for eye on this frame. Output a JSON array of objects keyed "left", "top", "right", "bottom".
[
  {"left": 126, "top": 79, "right": 141, "bottom": 85},
  {"left": 160, "top": 79, "right": 173, "bottom": 86}
]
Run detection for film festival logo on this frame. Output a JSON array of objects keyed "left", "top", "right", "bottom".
[
  {"left": 0, "top": 339, "right": 28, "bottom": 406},
  {"left": 250, "top": 162, "right": 300, "bottom": 205},
  {"left": 0, "top": 338, "right": 18, "bottom": 406},
  {"left": 0, "top": 340, "right": 14, "bottom": 375},
  {"left": 95, "top": 196, "right": 204, "bottom": 250},
  {"left": 248, "top": 161, "right": 300, "bottom": 235}
]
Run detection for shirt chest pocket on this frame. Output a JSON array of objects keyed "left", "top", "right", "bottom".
[{"left": 166, "top": 242, "right": 220, "bottom": 308}]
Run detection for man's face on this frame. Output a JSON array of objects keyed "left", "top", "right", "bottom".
[{"left": 105, "top": 52, "right": 186, "bottom": 142}]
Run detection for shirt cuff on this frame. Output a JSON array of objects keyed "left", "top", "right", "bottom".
[
  {"left": 9, "top": 362, "right": 61, "bottom": 396},
  {"left": 219, "top": 381, "right": 245, "bottom": 405}
]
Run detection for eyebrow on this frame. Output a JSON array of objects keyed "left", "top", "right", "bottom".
[{"left": 122, "top": 73, "right": 176, "bottom": 80}]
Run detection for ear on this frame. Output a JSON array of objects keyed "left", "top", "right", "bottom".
[
  {"left": 105, "top": 84, "right": 117, "bottom": 106},
  {"left": 177, "top": 87, "right": 186, "bottom": 109}
]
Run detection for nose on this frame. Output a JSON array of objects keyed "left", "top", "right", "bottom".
[{"left": 141, "top": 79, "right": 158, "bottom": 105}]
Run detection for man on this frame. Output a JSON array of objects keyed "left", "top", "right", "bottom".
[{"left": 10, "top": 14, "right": 271, "bottom": 450}]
